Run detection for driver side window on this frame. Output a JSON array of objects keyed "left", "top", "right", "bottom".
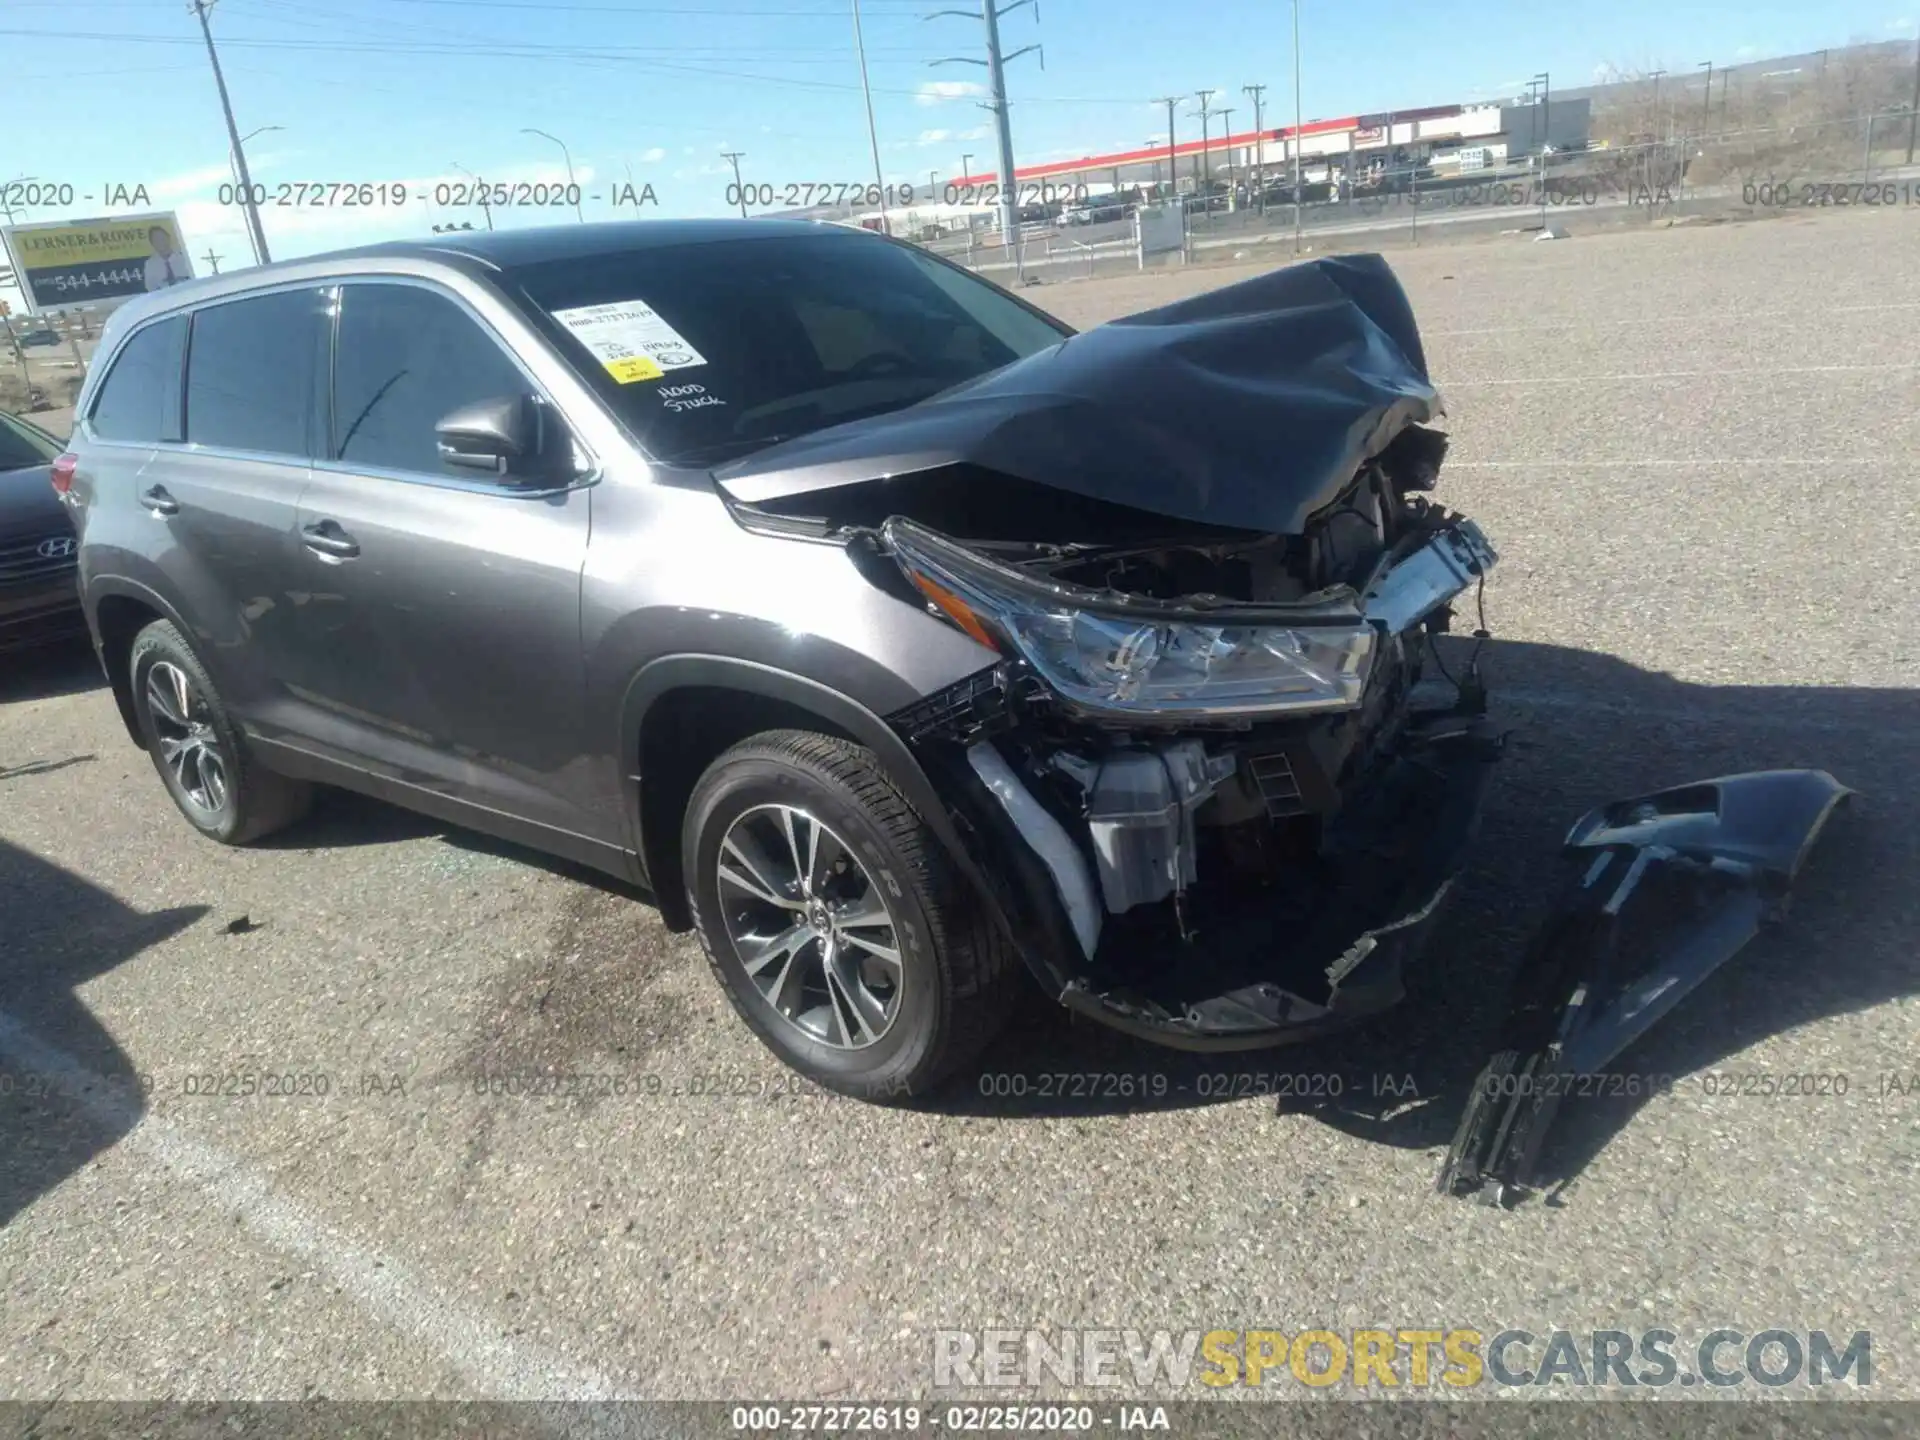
[{"left": 332, "top": 282, "right": 533, "bottom": 476}]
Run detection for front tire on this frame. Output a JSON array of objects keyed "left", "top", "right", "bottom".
[
  {"left": 129, "top": 619, "right": 312, "bottom": 844},
  {"left": 683, "top": 729, "right": 1019, "bottom": 1099}
]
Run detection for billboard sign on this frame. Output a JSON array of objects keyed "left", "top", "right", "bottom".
[{"left": 0, "top": 212, "right": 195, "bottom": 315}]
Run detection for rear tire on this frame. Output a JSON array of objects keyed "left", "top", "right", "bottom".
[
  {"left": 683, "top": 729, "right": 1020, "bottom": 1099},
  {"left": 129, "top": 619, "right": 312, "bottom": 845}
]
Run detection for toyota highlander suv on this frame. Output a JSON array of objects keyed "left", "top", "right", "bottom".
[{"left": 58, "top": 219, "right": 1505, "bottom": 1097}]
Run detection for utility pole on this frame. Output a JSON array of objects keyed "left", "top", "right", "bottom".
[
  {"left": 1648, "top": 69, "right": 1666, "bottom": 143},
  {"left": 191, "top": 0, "right": 270, "bottom": 264},
  {"left": 851, "top": 0, "right": 891, "bottom": 235},
  {"left": 1218, "top": 106, "right": 1235, "bottom": 198},
  {"left": 1291, "top": 0, "right": 1305, "bottom": 254},
  {"left": 1906, "top": 34, "right": 1919, "bottom": 164},
  {"left": 1193, "top": 89, "right": 1216, "bottom": 189},
  {"left": 927, "top": 0, "right": 1041, "bottom": 250},
  {"left": 1243, "top": 83, "right": 1267, "bottom": 214},
  {"left": 1158, "top": 96, "right": 1180, "bottom": 201},
  {"left": 721, "top": 150, "right": 747, "bottom": 217},
  {"left": 202, "top": 248, "right": 222, "bottom": 274},
  {"left": 1699, "top": 61, "right": 1713, "bottom": 138}
]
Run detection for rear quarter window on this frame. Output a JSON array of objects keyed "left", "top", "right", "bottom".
[{"left": 88, "top": 315, "right": 187, "bottom": 444}]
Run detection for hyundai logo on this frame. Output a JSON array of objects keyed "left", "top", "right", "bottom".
[{"left": 36, "top": 536, "right": 76, "bottom": 559}]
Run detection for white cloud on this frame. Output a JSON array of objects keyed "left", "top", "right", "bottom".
[
  {"left": 917, "top": 79, "right": 985, "bottom": 106},
  {"left": 917, "top": 128, "right": 953, "bottom": 146},
  {"left": 149, "top": 163, "right": 239, "bottom": 199},
  {"left": 1887, "top": 16, "right": 1916, "bottom": 31},
  {"left": 640, "top": 146, "right": 666, "bottom": 163},
  {"left": 958, "top": 124, "right": 992, "bottom": 141},
  {"left": 1734, "top": 44, "right": 1758, "bottom": 58}
]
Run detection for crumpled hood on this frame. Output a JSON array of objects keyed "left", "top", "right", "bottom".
[{"left": 715, "top": 252, "right": 1442, "bottom": 536}]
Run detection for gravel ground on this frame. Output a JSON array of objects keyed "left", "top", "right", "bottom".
[{"left": 3, "top": 208, "right": 1917, "bottom": 1416}]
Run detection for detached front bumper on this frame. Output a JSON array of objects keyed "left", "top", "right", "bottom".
[{"left": 1439, "top": 768, "right": 1853, "bottom": 1205}]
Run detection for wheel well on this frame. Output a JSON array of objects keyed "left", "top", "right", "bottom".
[
  {"left": 95, "top": 594, "right": 162, "bottom": 746},
  {"left": 638, "top": 686, "right": 857, "bottom": 930}
]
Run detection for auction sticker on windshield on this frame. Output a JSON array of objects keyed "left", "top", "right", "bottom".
[{"left": 551, "top": 300, "right": 708, "bottom": 384}]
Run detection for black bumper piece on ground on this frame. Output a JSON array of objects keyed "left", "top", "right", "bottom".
[{"left": 1438, "top": 768, "right": 1853, "bottom": 1206}]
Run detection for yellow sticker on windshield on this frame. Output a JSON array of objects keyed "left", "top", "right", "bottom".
[
  {"left": 551, "top": 300, "right": 707, "bottom": 386},
  {"left": 605, "top": 355, "right": 665, "bottom": 383}
]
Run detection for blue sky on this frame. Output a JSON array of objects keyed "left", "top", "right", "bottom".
[{"left": 2, "top": 0, "right": 1916, "bottom": 294}]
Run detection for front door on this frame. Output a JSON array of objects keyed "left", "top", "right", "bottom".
[{"left": 287, "top": 279, "right": 599, "bottom": 840}]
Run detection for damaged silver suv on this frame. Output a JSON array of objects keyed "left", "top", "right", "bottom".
[{"left": 62, "top": 220, "right": 1506, "bottom": 1097}]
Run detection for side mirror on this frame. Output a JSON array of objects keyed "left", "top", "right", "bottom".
[{"left": 434, "top": 394, "right": 563, "bottom": 480}]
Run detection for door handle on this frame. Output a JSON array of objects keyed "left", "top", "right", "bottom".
[
  {"left": 300, "top": 521, "right": 360, "bottom": 559},
  {"left": 138, "top": 485, "right": 179, "bottom": 516}
]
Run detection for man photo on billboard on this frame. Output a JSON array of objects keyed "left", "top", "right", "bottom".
[{"left": 144, "top": 224, "right": 187, "bottom": 291}]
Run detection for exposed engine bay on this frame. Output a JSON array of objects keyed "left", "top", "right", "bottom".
[{"left": 856, "top": 428, "right": 1502, "bottom": 1048}]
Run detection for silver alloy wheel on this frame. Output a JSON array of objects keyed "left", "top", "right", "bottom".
[
  {"left": 145, "top": 660, "right": 231, "bottom": 816},
  {"left": 715, "top": 803, "right": 904, "bottom": 1050}
]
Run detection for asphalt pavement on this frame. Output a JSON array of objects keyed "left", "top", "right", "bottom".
[{"left": 2, "top": 207, "right": 1917, "bottom": 1411}]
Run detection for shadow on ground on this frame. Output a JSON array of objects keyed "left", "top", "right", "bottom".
[
  {"left": 0, "top": 636, "right": 105, "bottom": 709},
  {"left": 0, "top": 841, "right": 207, "bottom": 1227}
]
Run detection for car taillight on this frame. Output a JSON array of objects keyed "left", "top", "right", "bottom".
[{"left": 50, "top": 453, "right": 78, "bottom": 495}]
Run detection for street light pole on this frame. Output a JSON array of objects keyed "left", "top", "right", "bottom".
[
  {"left": 521, "top": 128, "right": 585, "bottom": 223},
  {"left": 450, "top": 162, "right": 493, "bottom": 230},
  {"left": 721, "top": 151, "right": 748, "bottom": 218}
]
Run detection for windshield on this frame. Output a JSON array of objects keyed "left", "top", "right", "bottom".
[{"left": 504, "top": 232, "right": 1070, "bottom": 466}]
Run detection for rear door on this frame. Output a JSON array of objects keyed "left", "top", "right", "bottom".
[
  {"left": 288, "top": 278, "right": 598, "bottom": 838},
  {"left": 129, "top": 287, "right": 329, "bottom": 727}
]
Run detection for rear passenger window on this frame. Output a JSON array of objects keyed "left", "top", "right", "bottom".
[
  {"left": 332, "top": 283, "right": 532, "bottom": 475},
  {"left": 89, "top": 315, "right": 186, "bottom": 443},
  {"left": 185, "top": 289, "right": 328, "bottom": 457}
]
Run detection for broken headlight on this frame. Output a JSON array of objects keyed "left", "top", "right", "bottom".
[{"left": 887, "top": 520, "right": 1376, "bottom": 720}]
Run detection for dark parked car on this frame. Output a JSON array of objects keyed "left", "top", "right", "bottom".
[
  {"left": 0, "top": 407, "right": 85, "bottom": 651},
  {"left": 62, "top": 219, "right": 1509, "bottom": 1097}
]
